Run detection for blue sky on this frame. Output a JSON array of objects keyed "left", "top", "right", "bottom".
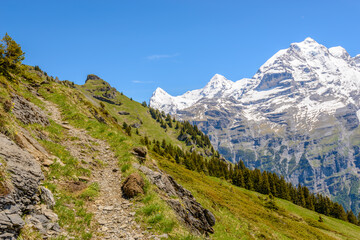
[{"left": 2, "top": 0, "right": 359, "bottom": 102}]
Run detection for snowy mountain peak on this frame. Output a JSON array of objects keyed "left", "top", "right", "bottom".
[
  {"left": 289, "top": 37, "right": 327, "bottom": 56},
  {"left": 329, "top": 46, "right": 350, "bottom": 60},
  {"left": 210, "top": 73, "right": 226, "bottom": 81},
  {"left": 303, "top": 37, "right": 317, "bottom": 43},
  {"left": 149, "top": 87, "right": 175, "bottom": 113},
  {"left": 152, "top": 87, "right": 168, "bottom": 96},
  {"left": 291, "top": 37, "right": 319, "bottom": 47},
  {"left": 203, "top": 74, "right": 233, "bottom": 93}
]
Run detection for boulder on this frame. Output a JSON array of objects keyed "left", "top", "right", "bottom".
[
  {"left": 132, "top": 147, "right": 147, "bottom": 161},
  {"left": 40, "top": 187, "right": 55, "bottom": 209},
  {"left": 121, "top": 173, "right": 144, "bottom": 198}
]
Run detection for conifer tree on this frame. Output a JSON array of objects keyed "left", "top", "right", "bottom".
[
  {"left": 346, "top": 210, "right": 357, "bottom": 224},
  {"left": 296, "top": 184, "right": 306, "bottom": 207},
  {"left": 331, "top": 203, "right": 347, "bottom": 221},
  {"left": 0, "top": 33, "right": 25, "bottom": 73},
  {"left": 260, "top": 171, "right": 271, "bottom": 195}
]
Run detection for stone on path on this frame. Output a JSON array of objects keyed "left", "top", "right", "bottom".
[{"left": 121, "top": 173, "right": 145, "bottom": 198}]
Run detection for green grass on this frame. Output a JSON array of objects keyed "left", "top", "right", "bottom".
[
  {"left": 136, "top": 186, "right": 184, "bottom": 235},
  {"left": 121, "top": 163, "right": 131, "bottom": 172},
  {"left": 80, "top": 182, "right": 100, "bottom": 200},
  {"left": 142, "top": 203, "right": 161, "bottom": 216},
  {"left": 157, "top": 156, "right": 360, "bottom": 240},
  {"left": 52, "top": 189, "right": 94, "bottom": 240}
]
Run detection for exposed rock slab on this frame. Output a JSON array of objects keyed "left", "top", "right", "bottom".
[
  {"left": 135, "top": 163, "right": 215, "bottom": 235},
  {"left": 11, "top": 95, "right": 49, "bottom": 126},
  {"left": 39, "top": 186, "right": 55, "bottom": 209},
  {"left": 0, "top": 133, "right": 43, "bottom": 239}
]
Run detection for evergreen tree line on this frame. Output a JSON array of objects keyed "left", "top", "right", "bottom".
[
  {"left": 141, "top": 114, "right": 360, "bottom": 226},
  {"left": 149, "top": 107, "right": 212, "bottom": 149}
]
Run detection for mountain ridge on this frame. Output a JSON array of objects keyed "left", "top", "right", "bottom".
[
  {"left": 150, "top": 37, "right": 360, "bottom": 214},
  {"left": 151, "top": 37, "right": 360, "bottom": 115}
]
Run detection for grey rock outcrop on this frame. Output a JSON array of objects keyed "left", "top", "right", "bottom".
[
  {"left": 0, "top": 133, "right": 44, "bottom": 238},
  {"left": 40, "top": 187, "right": 55, "bottom": 209},
  {"left": 0, "top": 133, "right": 59, "bottom": 239},
  {"left": 11, "top": 95, "right": 49, "bottom": 126},
  {"left": 25, "top": 204, "right": 61, "bottom": 237},
  {"left": 86, "top": 74, "right": 101, "bottom": 82},
  {"left": 135, "top": 164, "right": 215, "bottom": 235}
]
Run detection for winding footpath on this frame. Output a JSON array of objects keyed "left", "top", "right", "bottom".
[{"left": 42, "top": 99, "right": 159, "bottom": 239}]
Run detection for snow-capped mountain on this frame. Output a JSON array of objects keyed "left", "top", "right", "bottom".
[
  {"left": 151, "top": 37, "right": 360, "bottom": 127},
  {"left": 150, "top": 74, "right": 234, "bottom": 113},
  {"left": 150, "top": 38, "right": 360, "bottom": 214}
]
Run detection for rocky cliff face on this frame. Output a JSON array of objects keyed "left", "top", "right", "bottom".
[
  {"left": 150, "top": 38, "right": 360, "bottom": 214},
  {"left": 0, "top": 96, "right": 60, "bottom": 239},
  {"left": 0, "top": 133, "right": 61, "bottom": 239}
]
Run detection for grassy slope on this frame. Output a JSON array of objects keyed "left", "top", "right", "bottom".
[
  {"left": 158, "top": 158, "right": 360, "bottom": 240},
  {"left": 1, "top": 70, "right": 360, "bottom": 239},
  {"left": 76, "top": 78, "right": 360, "bottom": 240},
  {"left": 77, "top": 79, "right": 185, "bottom": 149}
]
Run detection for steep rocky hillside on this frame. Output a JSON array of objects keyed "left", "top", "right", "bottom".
[
  {"left": 150, "top": 38, "right": 360, "bottom": 214},
  {"left": 1, "top": 36, "right": 360, "bottom": 239}
]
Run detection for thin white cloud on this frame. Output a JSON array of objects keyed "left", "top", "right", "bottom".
[
  {"left": 146, "top": 53, "right": 179, "bottom": 60},
  {"left": 132, "top": 80, "right": 155, "bottom": 84}
]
